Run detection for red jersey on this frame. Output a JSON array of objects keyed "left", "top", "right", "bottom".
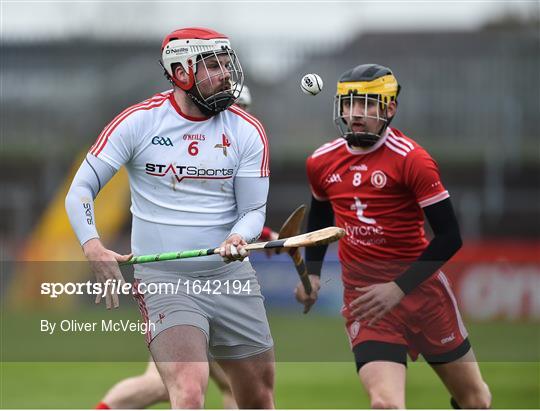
[{"left": 306, "top": 127, "right": 449, "bottom": 286}]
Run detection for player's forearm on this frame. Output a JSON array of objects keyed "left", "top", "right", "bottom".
[
  {"left": 230, "top": 177, "right": 269, "bottom": 243},
  {"left": 305, "top": 196, "right": 334, "bottom": 276},
  {"left": 65, "top": 182, "right": 100, "bottom": 246},
  {"left": 394, "top": 198, "right": 462, "bottom": 294},
  {"left": 229, "top": 207, "right": 266, "bottom": 243},
  {"left": 393, "top": 231, "right": 462, "bottom": 294},
  {"left": 65, "top": 154, "right": 117, "bottom": 246}
]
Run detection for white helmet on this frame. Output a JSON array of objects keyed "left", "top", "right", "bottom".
[{"left": 161, "top": 27, "right": 244, "bottom": 114}]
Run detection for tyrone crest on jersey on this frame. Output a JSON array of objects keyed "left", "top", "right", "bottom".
[
  {"left": 371, "top": 170, "right": 387, "bottom": 189},
  {"left": 214, "top": 133, "right": 231, "bottom": 156}
]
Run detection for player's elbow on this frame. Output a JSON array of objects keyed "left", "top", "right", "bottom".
[
  {"left": 448, "top": 227, "right": 463, "bottom": 255},
  {"left": 435, "top": 228, "right": 462, "bottom": 260},
  {"left": 455, "top": 233, "right": 463, "bottom": 251}
]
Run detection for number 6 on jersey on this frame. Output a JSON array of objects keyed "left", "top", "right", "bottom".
[{"left": 188, "top": 141, "right": 199, "bottom": 156}]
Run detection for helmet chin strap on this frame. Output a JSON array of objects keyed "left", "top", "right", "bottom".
[
  {"left": 186, "top": 88, "right": 216, "bottom": 117},
  {"left": 345, "top": 131, "right": 381, "bottom": 148},
  {"left": 187, "top": 86, "right": 236, "bottom": 116},
  {"left": 160, "top": 60, "right": 235, "bottom": 116}
]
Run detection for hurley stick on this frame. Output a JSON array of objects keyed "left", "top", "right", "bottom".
[
  {"left": 121, "top": 227, "right": 345, "bottom": 266},
  {"left": 276, "top": 205, "right": 313, "bottom": 295}
]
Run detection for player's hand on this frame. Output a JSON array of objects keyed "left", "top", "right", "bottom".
[
  {"left": 294, "top": 275, "right": 321, "bottom": 314},
  {"left": 82, "top": 238, "right": 132, "bottom": 309},
  {"left": 350, "top": 282, "right": 405, "bottom": 325},
  {"left": 219, "top": 233, "right": 249, "bottom": 263}
]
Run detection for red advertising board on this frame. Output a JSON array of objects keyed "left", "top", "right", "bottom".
[{"left": 445, "top": 241, "right": 540, "bottom": 320}]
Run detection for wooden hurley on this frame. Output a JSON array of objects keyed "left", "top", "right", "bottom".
[{"left": 122, "top": 227, "right": 345, "bottom": 266}]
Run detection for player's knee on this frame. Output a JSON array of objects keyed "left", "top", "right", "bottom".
[
  {"left": 457, "top": 382, "right": 492, "bottom": 409},
  {"left": 241, "top": 386, "right": 274, "bottom": 409},
  {"left": 168, "top": 381, "right": 205, "bottom": 408},
  {"left": 459, "top": 394, "right": 491, "bottom": 409},
  {"left": 262, "top": 366, "right": 275, "bottom": 390},
  {"left": 236, "top": 375, "right": 274, "bottom": 408},
  {"left": 171, "top": 385, "right": 205, "bottom": 409},
  {"left": 370, "top": 394, "right": 404, "bottom": 409}
]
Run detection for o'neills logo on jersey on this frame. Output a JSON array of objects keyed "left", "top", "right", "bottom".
[
  {"left": 145, "top": 163, "right": 234, "bottom": 182},
  {"left": 349, "top": 164, "right": 368, "bottom": 171},
  {"left": 183, "top": 134, "right": 206, "bottom": 141}
]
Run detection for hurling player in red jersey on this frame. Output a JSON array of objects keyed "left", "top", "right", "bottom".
[{"left": 297, "top": 64, "right": 491, "bottom": 409}]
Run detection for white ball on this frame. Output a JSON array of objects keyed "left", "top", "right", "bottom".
[{"left": 301, "top": 73, "right": 323, "bottom": 95}]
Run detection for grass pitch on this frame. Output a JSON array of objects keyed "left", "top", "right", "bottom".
[
  {"left": 1, "top": 310, "right": 538, "bottom": 408},
  {"left": 1, "top": 361, "right": 538, "bottom": 408}
]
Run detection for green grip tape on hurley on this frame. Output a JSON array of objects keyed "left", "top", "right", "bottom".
[{"left": 120, "top": 248, "right": 216, "bottom": 266}]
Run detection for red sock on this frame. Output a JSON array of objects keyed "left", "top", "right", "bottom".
[{"left": 95, "top": 402, "right": 110, "bottom": 409}]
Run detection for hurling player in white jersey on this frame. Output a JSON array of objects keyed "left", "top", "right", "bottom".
[
  {"left": 93, "top": 85, "right": 274, "bottom": 410},
  {"left": 66, "top": 28, "right": 274, "bottom": 408}
]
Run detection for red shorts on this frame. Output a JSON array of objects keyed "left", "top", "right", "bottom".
[{"left": 342, "top": 271, "right": 469, "bottom": 362}]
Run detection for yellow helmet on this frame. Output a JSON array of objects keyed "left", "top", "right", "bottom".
[{"left": 334, "top": 64, "right": 400, "bottom": 147}]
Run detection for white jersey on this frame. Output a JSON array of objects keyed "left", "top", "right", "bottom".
[{"left": 88, "top": 90, "right": 269, "bottom": 272}]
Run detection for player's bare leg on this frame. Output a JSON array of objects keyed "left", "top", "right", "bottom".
[
  {"left": 217, "top": 349, "right": 275, "bottom": 409},
  {"left": 150, "top": 325, "right": 209, "bottom": 409},
  {"left": 101, "top": 359, "right": 168, "bottom": 408},
  {"left": 359, "top": 362, "right": 406, "bottom": 409},
  {"left": 209, "top": 362, "right": 238, "bottom": 409},
  {"left": 430, "top": 348, "right": 491, "bottom": 409}
]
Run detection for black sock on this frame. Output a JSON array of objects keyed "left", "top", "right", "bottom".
[{"left": 450, "top": 397, "right": 461, "bottom": 409}]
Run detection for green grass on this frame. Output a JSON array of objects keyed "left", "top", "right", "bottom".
[
  {"left": 1, "top": 309, "right": 539, "bottom": 408},
  {"left": 1, "top": 361, "right": 538, "bottom": 409},
  {"left": 3, "top": 309, "right": 538, "bottom": 363}
]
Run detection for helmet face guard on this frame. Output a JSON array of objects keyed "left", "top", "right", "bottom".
[
  {"left": 334, "top": 93, "right": 391, "bottom": 147},
  {"left": 333, "top": 70, "right": 400, "bottom": 147},
  {"left": 189, "top": 49, "right": 244, "bottom": 115},
  {"left": 161, "top": 28, "right": 244, "bottom": 115}
]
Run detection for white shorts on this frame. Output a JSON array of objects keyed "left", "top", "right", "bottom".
[{"left": 132, "top": 261, "right": 274, "bottom": 360}]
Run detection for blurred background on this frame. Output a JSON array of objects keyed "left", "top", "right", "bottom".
[{"left": 1, "top": 1, "right": 539, "bottom": 409}]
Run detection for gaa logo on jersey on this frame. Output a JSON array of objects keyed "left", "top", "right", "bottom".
[
  {"left": 370, "top": 170, "right": 387, "bottom": 189},
  {"left": 326, "top": 173, "right": 342, "bottom": 184},
  {"left": 151, "top": 136, "right": 173, "bottom": 147}
]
